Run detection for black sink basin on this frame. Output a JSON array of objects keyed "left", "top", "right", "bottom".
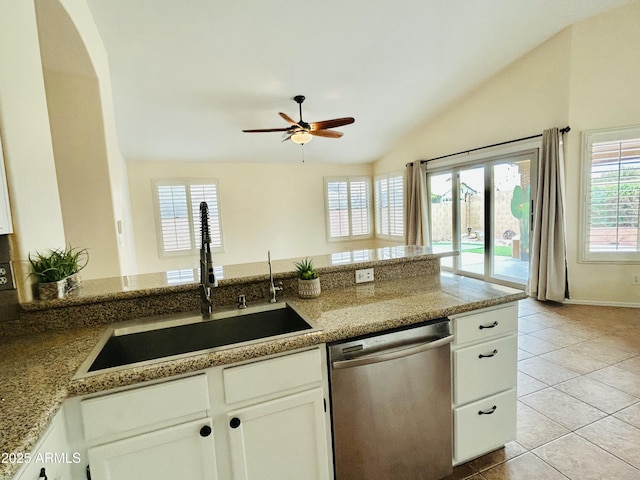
[{"left": 83, "top": 303, "right": 316, "bottom": 374}]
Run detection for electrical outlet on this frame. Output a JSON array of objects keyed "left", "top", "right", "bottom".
[
  {"left": 355, "top": 268, "right": 374, "bottom": 284},
  {"left": 0, "top": 262, "right": 15, "bottom": 291},
  {"left": 632, "top": 273, "right": 640, "bottom": 285}
]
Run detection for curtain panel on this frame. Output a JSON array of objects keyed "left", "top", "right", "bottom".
[
  {"left": 404, "top": 161, "right": 429, "bottom": 246},
  {"left": 528, "top": 128, "right": 569, "bottom": 302}
]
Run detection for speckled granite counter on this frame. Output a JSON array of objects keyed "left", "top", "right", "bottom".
[{"left": 0, "top": 248, "right": 526, "bottom": 480}]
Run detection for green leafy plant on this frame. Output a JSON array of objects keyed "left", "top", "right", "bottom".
[
  {"left": 28, "top": 245, "right": 89, "bottom": 283},
  {"left": 294, "top": 258, "right": 318, "bottom": 280}
]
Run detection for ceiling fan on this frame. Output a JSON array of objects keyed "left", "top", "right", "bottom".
[{"left": 242, "top": 95, "right": 355, "bottom": 145}]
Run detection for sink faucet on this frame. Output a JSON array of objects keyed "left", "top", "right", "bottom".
[
  {"left": 268, "top": 250, "right": 283, "bottom": 303},
  {"left": 199, "top": 202, "right": 218, "bottom": 318}
]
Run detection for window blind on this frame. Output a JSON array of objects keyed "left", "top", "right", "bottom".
[
  {"left": 374, "top": 174, "right": 404, "bottom": 237},
  {"left": 325, "top": 177, "right": 372, "bottom": 240},
  {"left": 588, "top": 138, "right": 640, "bottom": 253},
  {"left": 155, "top": 180, "right": 223, "bottom": 256}
]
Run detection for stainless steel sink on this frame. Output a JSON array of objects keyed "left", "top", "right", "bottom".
[{"left": 75, "top": 302, "right": 319, "bottom": 377}]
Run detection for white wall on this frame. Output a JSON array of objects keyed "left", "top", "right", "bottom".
[
  {"left": 375, "top": 2, "right": 640, "bottom": 305},
  {"left": 128, "top": 161, "right": 378, "bottom": 273},
  {"left": 37, "top": 0, "right": 137, "bottom": 280},
  {"left": 0, "top": 0, "right": 66, "bottom": 301},
  {"left": 564, "top": 2, "right": 640, "bottom": 304}
]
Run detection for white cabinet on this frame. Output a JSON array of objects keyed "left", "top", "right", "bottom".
[
  {"left": 79, "top": 374, "right": 215, "bottom": 480},
  {"left": 227, "top": 389, "right": 329, "bottom": 480},
  {"left": 13, "top": 408, "right": 72, "bottom": 480},
  {"left": 74, "top": 347, "right": 332, "bottom": 480},
  {"left": 0, "top": 135, "right": 13, "bottom": 234},
  {"left": 87, "top": 418, "right": 218, "bottom": 480},
  {"left": 220, "top": 348, "right": 331, "bottom": 480},
  {"left": 450, "top": 303, "right": 518, "bottom": 465}
]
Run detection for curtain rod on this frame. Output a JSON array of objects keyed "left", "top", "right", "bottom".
[{"left": 414, "top": 126, "right": 571, "bottom": 165}]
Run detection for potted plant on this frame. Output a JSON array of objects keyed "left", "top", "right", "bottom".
[
  {"left": 294, "top": 258, "right": 321, "bottom": 298},
  {"left": 29, "top": 245, "right": 89, "bottom": 299}
]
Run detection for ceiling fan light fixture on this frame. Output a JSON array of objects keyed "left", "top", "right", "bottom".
[{"left": 291, "top": 131, "right": 313, "bottom": 145}]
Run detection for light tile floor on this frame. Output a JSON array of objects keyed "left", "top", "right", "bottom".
[{"left": 446, "top": 298, "right": 640, "bottom": 480}]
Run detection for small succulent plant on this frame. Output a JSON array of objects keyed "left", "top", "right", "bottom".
[
  {"left": 28, "top": 245, "right": 89, "bottom": 283},
  {"left": 294, "top": 258, "right": 318, "bottom": 280}
]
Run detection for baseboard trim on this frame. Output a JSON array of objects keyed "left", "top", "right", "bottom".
[{"left": 563, "top": 299, "right": 640, "bottom": 308}]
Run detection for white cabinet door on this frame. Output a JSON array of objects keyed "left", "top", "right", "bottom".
[
  {"left": 87, "top": 418, "right": 218, "bottom": 480},
  {"left": 227, "top": 388, "right": 330, "bottom": 480},
  {"left": 13, "top": 409, "right": 72, "bottom": 480}
]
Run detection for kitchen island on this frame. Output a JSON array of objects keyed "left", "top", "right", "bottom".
[{"left": 0, "top": 246, "right": 526, "bottom": 479}]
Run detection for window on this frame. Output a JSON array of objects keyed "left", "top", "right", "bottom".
[
  {"left": 154, "top": 180, "right": 223, "bottom": 256},
  {"left": 374, "top": 173, "right": 404, "bottom": 238},
  {"left": 581, "top": 126, "right": 640, "bottom": 262},
  {"left": 324, "top": 177, "right": 372, "bottom": 240}
]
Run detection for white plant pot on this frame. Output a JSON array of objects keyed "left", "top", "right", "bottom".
[
  {"left": 37, "top": 273, "right": 82, "bottom": 300},
  {"left": 298, "top": 278, "right": 321, "bottom": 298}
]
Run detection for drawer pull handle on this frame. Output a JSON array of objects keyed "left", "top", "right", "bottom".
[
  {"left": 230, "top": 417, "right": 241, "bottom": 429},
  {"left": 479, "top": 321, "right": 498, "bottom": 330},
  {"left": 478, "top": 405, "right": 497, "bottom": 415},
  {"left": 199, "top": 425, "right": 212, "bottom": 437},
  {"left": 478, "top": 349, "right": 498, "bottom": 359}
]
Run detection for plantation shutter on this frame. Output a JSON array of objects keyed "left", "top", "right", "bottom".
[
  {"left": 155, "top": 180, "right": 223, "bottom": 255},
  {"left": 388, "top": 175, "right": 404, "bottom": 236},
  {"left": 157, "top": 184, "right": 191, "bottom": 252},
  {"left": 588, "top": 138, "right": 640, "bottom": 253},
  {"left": 375, "top": 177, "right": 388, "bottom": 235},
  {"left": 327, "top": 180, "right": 350, "bottom": 238},
  {"left": 326, "top": 177, "right": 372, "bottom": 240},
  {"left": 374, "top": 174, "right": 404, "bottom": 237},
  {"left": 190, "top": 183, "right": 222, "bottom": 249},
  {"left": 349, "top": 179, "right": 370, "bottom": 236}
]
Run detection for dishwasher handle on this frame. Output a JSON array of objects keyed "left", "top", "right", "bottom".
[{"left": 331, "top": 334, "right": 454, "bottom": 369}]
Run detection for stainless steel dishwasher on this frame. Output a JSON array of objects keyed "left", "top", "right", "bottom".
[{"left": 328, "top": 319, "right": 454, "bottom": 480}]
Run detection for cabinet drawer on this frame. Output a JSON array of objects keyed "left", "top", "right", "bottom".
[
  {"left": 82, "top": 374, "right": 209, "bottom": 442},
  {"left": 452, "top": 304, "right": 517, "bottom": 346},
  {"left": 223, "top": 348, "right": 322, "bottom": 404},
  {"left": 453, "top": 389, "right": 517, "bottom": 464},
  {"left": 453, "top": 334, "right": 517, "bottom": 405}
]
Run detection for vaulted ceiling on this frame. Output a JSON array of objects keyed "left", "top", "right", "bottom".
[{"left": 86, "top": 0, "right": 633, "bottom": 164}]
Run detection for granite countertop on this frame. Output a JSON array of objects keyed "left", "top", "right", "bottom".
[{"left": 0, "top": 270, "right": 525, "bottom": 480}]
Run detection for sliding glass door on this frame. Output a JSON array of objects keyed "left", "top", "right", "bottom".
[
  {"left": 459, "top": 166, "right": 485, "bottom": 276},
  {"left": 491, "top": 157, "right": 533, "bottom": 284},
  {"left": 428, "top": 151, "right": 536, "bottom": 288}
]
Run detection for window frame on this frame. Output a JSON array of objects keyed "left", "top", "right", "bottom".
[
  {"left": 374, "top": 172, "right": 405, "bottom": 240},
  {"left": 323, "top": 176, "right": 373, "bottom": 242},
  {"left": 152, "top": 179, "right": 224, "bottom": 258},
  {"left": 580, "top": 125, "right": 640, "bottom": 263}
]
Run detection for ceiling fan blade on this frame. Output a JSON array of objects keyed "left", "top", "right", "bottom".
[
  {"left": 310, "top": 117, "right": 355, "bottom": 131},
  {"left": 310, "top": 129, "right": 343, "bottom": 138},
  {"left": 279, "top": 112, "right": 299, "bottom": 126},
  {"left": 281, "top": 134, "right": 292, "bottom": 142},
  {"left": 242, "top": 128, "right": 291, "bottom": 133}
]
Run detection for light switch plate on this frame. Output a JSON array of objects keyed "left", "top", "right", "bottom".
[{"left": 0, "top": 262, "right": 15, "bottom": 290}]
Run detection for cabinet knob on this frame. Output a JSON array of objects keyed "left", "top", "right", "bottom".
[
  {"left": 199, "top": 425, "right": 212, "bottom": 437},
  {"left": 230, "top": 417, "right": 241, "bottom": 429}
]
